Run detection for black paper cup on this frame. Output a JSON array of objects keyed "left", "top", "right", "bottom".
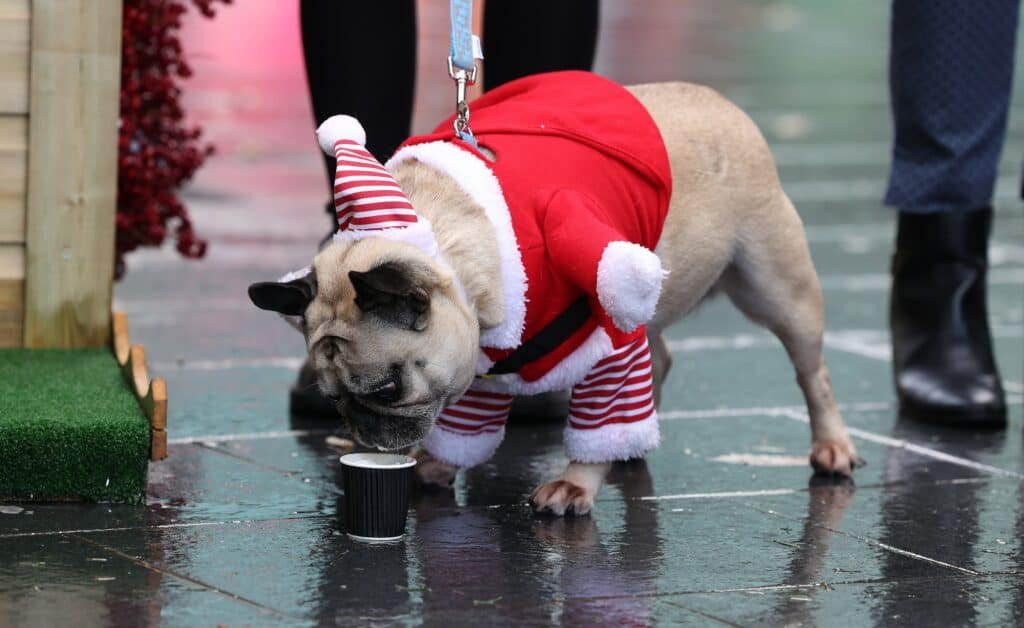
[{"left": 340, "top": 453, "right": 416, "bottom": 542}]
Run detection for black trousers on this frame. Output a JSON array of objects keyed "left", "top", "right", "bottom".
[{"left": 300, "top": 1, "right": 599, "bottom": 214}]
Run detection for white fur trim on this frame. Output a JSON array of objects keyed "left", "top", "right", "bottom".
[
  {"left": 476, "top": 351, "right": 495, "bottom": 376},
  {"left": 317, "top": 115, "right": 366, "bottom": 153},
  {"left": 421, "top": 425, "right": 505, "bottom": 468},
  {"left": 386, "top": 141, "right": 527, "bottom": 349},
  {"left": 278, "top": 266, "right": 312, "bottom": 283},
  {"left": 563, "top": 413, "right": 660, "bottom": 463},
  {"left": 332, "top": 217, "right": 439, "bottom": 257},
  {"left": 275, "top": 266, "right": 312, "bottom": 332},
  {"left": 472, "top": 327, "right": 613, "bottom": 395},
  {"left": 596, "top": 241, "right": 665, "bottom": 333}
]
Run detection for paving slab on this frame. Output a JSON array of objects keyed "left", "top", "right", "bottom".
[{"left": 2, "top": 0, "right": 1022, "bottom": 624}]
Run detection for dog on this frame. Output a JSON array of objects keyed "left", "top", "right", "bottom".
[{"left": 249, "top": 72, "right": 862, "bottom": 516}]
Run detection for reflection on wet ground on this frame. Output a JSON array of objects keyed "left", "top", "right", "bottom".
[{"left": 2, "top": 0, "right": 1023, "bottom": 625}]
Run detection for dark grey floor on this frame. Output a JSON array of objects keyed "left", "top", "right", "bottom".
[{"left": 2, "top": 1, "right": 1023, "bottom": 625}]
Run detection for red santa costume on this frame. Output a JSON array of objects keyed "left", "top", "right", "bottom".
[{"left": 314, "top": 71, "right": 673, "bottom": 469}]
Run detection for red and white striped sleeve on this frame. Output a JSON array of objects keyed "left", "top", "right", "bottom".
[
  {"left": 420, "top": 387, "right": 514, "bottom": 468},
  {"left": 564, "top": 336, "right": 661, "bottom": 463}
]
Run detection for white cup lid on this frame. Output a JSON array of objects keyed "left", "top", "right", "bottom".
[{"left": 340, "top": 452, "right": 417, "bottom": 469}]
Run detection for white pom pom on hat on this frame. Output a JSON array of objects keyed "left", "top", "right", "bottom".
[{"left": 316, "top": 115, "right": 367, "bottom": 154}]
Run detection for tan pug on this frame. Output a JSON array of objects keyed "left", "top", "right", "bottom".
[{"left": 250, "top": 81, "right": 863, "bottom": 516}]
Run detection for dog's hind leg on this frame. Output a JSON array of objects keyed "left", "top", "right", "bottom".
[
  {"left": 648, "top": 330, "right": 672, "bottom": 409},
  {"left": 719, "top": 193, "right": 863, "bottom": 476}
]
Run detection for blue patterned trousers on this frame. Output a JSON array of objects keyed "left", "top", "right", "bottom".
[{"left": 886, "top": 0, "right": 1022, "bottom": 213}]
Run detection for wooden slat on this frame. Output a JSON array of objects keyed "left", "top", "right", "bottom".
[
  {"left": 112, "top": 311, "right": 169, "bottom": 459},
  {"left": 23, "top": 0, "right": 123, "bottom": 348},
  {"left": 0, "top": 0, "right": 30, "bottom": 114},
  {"left": 0, "top": 242, "right": 23, "bottom": 347},
  {"left": 0, "top": 243, "right": 23, "bottom": 280},
  {"left": 0, "top": 115, "right": 27, "bottom": 243}
]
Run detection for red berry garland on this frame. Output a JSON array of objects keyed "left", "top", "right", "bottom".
[{"left": 116, "top": 0, "right": 230, "bottom": 279}]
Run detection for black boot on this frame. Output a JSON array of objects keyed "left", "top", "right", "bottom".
[
  {"left": 319, "top": 201, "right": 337, "bottom": 250},
  {"left": 290, "top": 358, "right": 339, "bottom": 419},
  {"left": 890, "top": 208, "right": 1006, "bottom": 428}
]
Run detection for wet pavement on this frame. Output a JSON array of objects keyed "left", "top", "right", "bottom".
[{"left": 3, "top": 1, "right": 1024, "bottom": 625}]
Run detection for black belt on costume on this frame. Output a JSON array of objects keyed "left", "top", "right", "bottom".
[{"left": 485, "top": 295, "right": 592, "bottom": 376}]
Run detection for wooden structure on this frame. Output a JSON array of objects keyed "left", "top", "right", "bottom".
[
  {"left": 1, "top": 3, "right": 167, "bottom": 459},
  {"left": 113, "top": 312, "right": 167, "bottom": 460},
  {"left": 0, "top": 0, "right": 122, "bottom": 349}
]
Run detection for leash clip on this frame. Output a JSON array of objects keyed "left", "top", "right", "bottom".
[{"left": 447, "top": 56, "right": 478, "bottom": 143}]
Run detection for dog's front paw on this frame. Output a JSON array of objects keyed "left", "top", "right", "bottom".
[
  {"left": 810, "top": 439, "right": 865, "bottom": 477},
  {"left": 531, "top": 479, "right": 595, "bottom": 517},
  {"left": 410, "top": 447, "right": 458, "bottom": 489}
]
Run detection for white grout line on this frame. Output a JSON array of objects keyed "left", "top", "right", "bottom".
[
  {"left": 165, "top": 402, "right": 895, "bottom": 447},
  {"left": 169, "top": 428, "right": 333, "bottom": 446},
  {"left": 860, "top": 540, "right": 979, "bottom": 576},
  {"left": 659, "top": 405, "right": 803, "bottom": 420},
  {"left": 804, "top": 222, "right": 1024, "bottom": 245},
  {"left": 782, "top": 174, "right": 1023, "bottom": 204},
  {"left": 755, "top": 505, "right": 980, "bottom": 576},
  {"left": 1, "top": 520, "right": 236, "bottom": 540},
  {"left": 780, "top": 409, "right": 1024, "bottom": 480},
  {"left": 818, "top": 267, "right": 1024, "bottom": 292},
  {"left": 665, "top": 334, "right": 777, "bottom": 353},
  {"left": 821, "top": 329, "right": 1024, "bottom": 395},
  {"left": 1003, "top": 380, "right": 1024, "bottom": 394},
  {"left": 152, "top": 356, "right": 305, "bottom": 372},
  {"left": 823, "top": 331, "right": 892, "bottom": 360},
  {"left": 659, "top": 401, "right": 891, "bottom": 421},
  {"left": 0, "top": 514, "right": 328, "bottom": 540},
  {"left": 650, "top": 488, "right": 797, "bottom": 503}
]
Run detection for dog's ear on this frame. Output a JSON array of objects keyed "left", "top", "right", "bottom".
[
  {"left": 349, "top": 261, "right": 430, "bottom": 331},
  {"left": 248, "top": 271, "right": 318, "bottom": 317}
]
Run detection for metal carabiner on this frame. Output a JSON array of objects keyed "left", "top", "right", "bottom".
[{"left": 447, "top": 56, "right": 478, "bottom": 141}]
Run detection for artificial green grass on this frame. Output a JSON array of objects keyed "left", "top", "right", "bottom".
[{"left": 0, "top": 348, "right": 149, "bottom": 503}]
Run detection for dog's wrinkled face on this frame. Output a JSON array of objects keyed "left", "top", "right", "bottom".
[{"left": 249, "top": 239, "right": 479, "bottom": 450}]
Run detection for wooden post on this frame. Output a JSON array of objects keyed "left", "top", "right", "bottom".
[
  {"left": 23, "top": 0, "right": 122, "bottom": 348},
  {"left": 0, "top": 0, "right": 29, "bottom": 347}
]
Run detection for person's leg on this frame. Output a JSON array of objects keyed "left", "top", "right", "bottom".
[
  {"left": 482, "top": 0, "right": 599, "bottom": 92},
  {"left": 295, "top": 0, "right": 416, "bottom": 418},
  {"left": 301, "top": 0, "right": 417, "bottom": 197},
  {"left": 886, "top": 0, "right": 1020, "bottom": 427}
]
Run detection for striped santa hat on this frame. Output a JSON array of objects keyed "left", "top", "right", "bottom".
[{"left": 316, "top": 115, "right": 438, "bottom": 256}]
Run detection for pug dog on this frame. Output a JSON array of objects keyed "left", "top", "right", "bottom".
[{"left": 249, "top": 71, "right": 862, "bottom": 516}]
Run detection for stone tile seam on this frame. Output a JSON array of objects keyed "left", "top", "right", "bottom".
[
  {"left": 0, "top": 515, "right": 324, "bottom": 540},
  {"left": 747, "top": 504, "right": 980, "bottom": 576},
  {"left": 567, "top": 572, "right": 1023, "bottom": 603},
  {"left": 192, "top": 441, "right": 344, "bottom": 494},
  {"left": 0, "top": 475, "right": 1004, "bottom": 540},
  {"left": 780, "top": 409, "right": 1024, "bottom": 480},
  {"left": 166, "top": 401, "right": 893, "bottom": 445},
  {"left": 68, "top": 533, "right": 304, "bottom": 621},
  {"left": 657, "top": 599, "right": 744, "bottom": 627}
]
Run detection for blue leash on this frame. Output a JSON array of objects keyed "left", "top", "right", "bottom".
[
  {"left": 449, "top": 0, "right": 476, "bottom": 74},
  {"left": 448, "top": 0, "right": 479, "bottom": 146}
]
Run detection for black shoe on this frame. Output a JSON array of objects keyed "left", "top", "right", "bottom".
[
  {"left": 319, "top": 201, "right": 337, "bottom": 250},
  {"left": 289, "top": 359, "right": 339, "bottom": 419},
  {"left": 890, "top": 208, "right": 1007, "bottom": 428}
]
